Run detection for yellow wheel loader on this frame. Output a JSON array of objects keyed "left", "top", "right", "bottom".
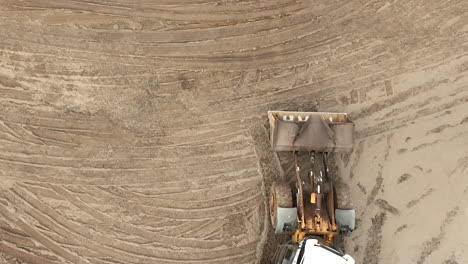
[{"left": 268, "top": 111, "right": 356, "bottom": 264}]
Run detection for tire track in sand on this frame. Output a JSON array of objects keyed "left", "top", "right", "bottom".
[{"left": 1, "top": 0, "right": 468, "bottom": 263}]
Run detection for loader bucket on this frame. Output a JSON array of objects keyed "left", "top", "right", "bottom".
[{"left": 268, "top": 111, "right": 354, "bottom": 152}]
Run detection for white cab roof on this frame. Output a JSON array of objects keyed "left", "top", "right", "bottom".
[{"left": 300, "top": 239, "right": 355, "bottom": 264}]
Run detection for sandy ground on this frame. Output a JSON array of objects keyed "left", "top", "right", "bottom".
[{"left": 0, "top": 0, "right": 467, "bottom": 263}]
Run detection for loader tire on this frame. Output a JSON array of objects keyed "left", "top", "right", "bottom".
[
  {"left": 334, "top": 181, "right": 353, "bottom": 209},
  {"left": 269, "top": 182, "right": 293, "bottom": 230}
]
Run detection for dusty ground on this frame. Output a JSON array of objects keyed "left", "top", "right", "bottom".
[{"left": 0, "top": 0, "right": 468, "bottom": 263}]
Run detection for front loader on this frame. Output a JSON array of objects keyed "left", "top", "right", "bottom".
[{"left": 268, "top": 111, "right": 356, "bottom": 264}]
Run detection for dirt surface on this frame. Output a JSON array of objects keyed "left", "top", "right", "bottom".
[{"left": 0, "top": 0, "right": 468, "bottom": 263}]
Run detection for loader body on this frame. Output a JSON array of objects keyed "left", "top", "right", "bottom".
[{"left": 268, "top": 111, "right": 356, "bottom": 264}]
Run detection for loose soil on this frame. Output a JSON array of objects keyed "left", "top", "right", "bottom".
[{"left": 0, "top": 1, "right": 467, "bottom": 263}]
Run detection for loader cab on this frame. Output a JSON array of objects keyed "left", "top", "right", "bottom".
[{"left": 272, "top": 237, "right": 355, "bottom": 264}]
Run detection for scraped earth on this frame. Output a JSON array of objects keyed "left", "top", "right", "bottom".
[{"left": 0, "top": 0, "right": 468, "bottom": 263}]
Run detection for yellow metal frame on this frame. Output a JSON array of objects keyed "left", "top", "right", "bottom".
[{"left": 292, "top": 229, "right": 338, "bottom": 244}]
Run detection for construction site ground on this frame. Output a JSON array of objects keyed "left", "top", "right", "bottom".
[{"left": 0, "top": 0, "right": 467, "bottom": 263}]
